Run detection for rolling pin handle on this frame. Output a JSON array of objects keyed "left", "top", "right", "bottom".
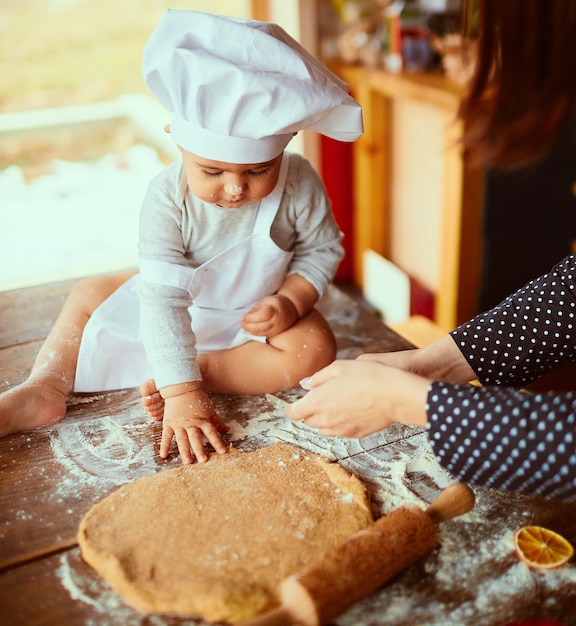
[
  {"left": 425, "top": 482, "right": 475, "bottom": 525},
  {"left": 239, "top": 577, "right": 318, "bottom": 626}
]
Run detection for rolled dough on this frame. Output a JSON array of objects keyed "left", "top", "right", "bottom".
[{"left": 77, "top": 443, "right": 373, "bottom": 623}]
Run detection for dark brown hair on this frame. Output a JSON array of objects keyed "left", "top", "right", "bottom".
[{"left": 459, "top": 0, "right": 576, "bottom": 169}]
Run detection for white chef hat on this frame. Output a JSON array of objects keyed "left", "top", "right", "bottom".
[{"left": 142, "top": 9, "right": 363, "bottom": 163}]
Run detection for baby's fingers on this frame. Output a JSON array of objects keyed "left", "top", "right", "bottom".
[
  {"left": 242, "top": 318, "right": 273, "bottom": 337},
  {"left": 185, "top": 428, "right": 207, "bottom": 464},
  {"left": 161, "top": 425, "right": 207, "bottom": 465},
  {"left": 160, "top": 423, "right": 175, "bottom": 460},
  {"left": 243, "top": 303, "right": 274, "bottom": 323},
  {"left": 202, "top": 420, "right": 228, "bottom": 455}
]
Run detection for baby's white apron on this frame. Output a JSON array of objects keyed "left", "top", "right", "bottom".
[{"left": 74, "top": 154, "right": 292, "bottom": 392}]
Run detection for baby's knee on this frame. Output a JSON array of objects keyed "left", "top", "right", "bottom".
[
  {"left": 295, "top": 310, "right": 338, "bottom": 367},
  {"left": 305, "top": 330, "right": 337, "bottom": 369},
  {"left": 69, "top": 275, "right": 106, "bottom": 297},
  {"left": 68, "top": 272, "right": 131, "bottom": 316},
  {"left": 68, "top": 276, "right": 110, "bottom": 315}
]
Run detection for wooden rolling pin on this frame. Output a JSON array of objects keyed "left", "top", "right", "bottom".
[{"left": 240, "top": 482, "right": 475, "bottom": 626}]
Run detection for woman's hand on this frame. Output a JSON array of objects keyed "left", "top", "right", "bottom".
[
  {"left": 161, "top": 389, "right": 228, "bottom": 464},
  {"left": 285, "top": 358, "right": 431, "bottom": 438},
  {"left": 358, "top": 335, "right": 477, "bottom": 385}
]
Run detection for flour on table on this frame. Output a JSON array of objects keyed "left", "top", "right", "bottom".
[
  {"left": 47, "top": 392, "right": 575, "bottom": 625},
  {"left": 48, "top": 404, "right": 175, "bottom": 497},
  {"left": 58, "top": 552, "right": 168, "bottom": 626}
]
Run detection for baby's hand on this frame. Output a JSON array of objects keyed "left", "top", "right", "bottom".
[
  {"left": 241, "top": 294, "right": 299, "bottom": 338},
  {"left": 161, "top": 389, "right": 228, "bottom": 464}
]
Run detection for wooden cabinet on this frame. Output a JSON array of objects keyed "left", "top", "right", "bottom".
[{"left": 334, "top": 65, "right": 485, "bottom": 331}]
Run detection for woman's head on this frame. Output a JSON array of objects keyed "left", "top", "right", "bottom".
[{"left": 459, "top": 0, "right": 576, "bottom": 169}]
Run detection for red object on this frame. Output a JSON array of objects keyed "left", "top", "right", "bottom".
[
  {"left": 320, "top": 135, "right": 354, "bottom": 280},
  {"left": 320, "top": 134, "right": 436, "bottom": 321},
  {"left": 409, "top": 276, "right": 435, "bottom": 321},
  {"left": 388, "top": 13, "right": 402, "bottom": 54}
]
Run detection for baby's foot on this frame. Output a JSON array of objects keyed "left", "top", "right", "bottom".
[
  {"left": 140, "top": 379, "right": 165, "bottom": 421},
  {"left": 0, "top": 380, "right": 67, "bottom": 438}
]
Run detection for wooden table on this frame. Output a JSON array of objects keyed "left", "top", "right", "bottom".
[{"left": 1, "top": 280, "right": 575, "bottom": 625}]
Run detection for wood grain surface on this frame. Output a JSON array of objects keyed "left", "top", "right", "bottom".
[{"left": 1, "top": 280, "right": 574, "bottom": 625}]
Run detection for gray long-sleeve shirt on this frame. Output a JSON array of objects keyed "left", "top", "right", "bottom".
[{"left": 137, "top": 152, "right": 344, "bottom": 388}]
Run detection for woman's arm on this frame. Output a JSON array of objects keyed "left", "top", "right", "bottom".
[
  {"left": 286, "top": 360, "right": 576, "bottom": 501},
  {"left": 428, "top": 382, "right": 576, "bottom": 501},
  {"left": 450, "top": 254, "right": 576, "bottom": 388}
]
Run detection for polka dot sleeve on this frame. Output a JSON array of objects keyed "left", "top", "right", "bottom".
[
  {"left": 450, "top": 254, "right": 576, "bottom": 388},
  {"left": 427, "top": 382, "right": 576, "bottom": 501}
]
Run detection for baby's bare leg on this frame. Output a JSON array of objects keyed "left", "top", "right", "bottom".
[
  {"left": 201, "top": 308, "right": 337, "bottom": 394},
  {"left": 0, "top": 270, "right": 136, "bottom": 438},
  {"left": 140, "top": 308, "right": 337, "bottom": 417}
]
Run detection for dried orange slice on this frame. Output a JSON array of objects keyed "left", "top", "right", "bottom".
[{"left": 513, "top": 526, "right": 574, "bottom": 570}]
